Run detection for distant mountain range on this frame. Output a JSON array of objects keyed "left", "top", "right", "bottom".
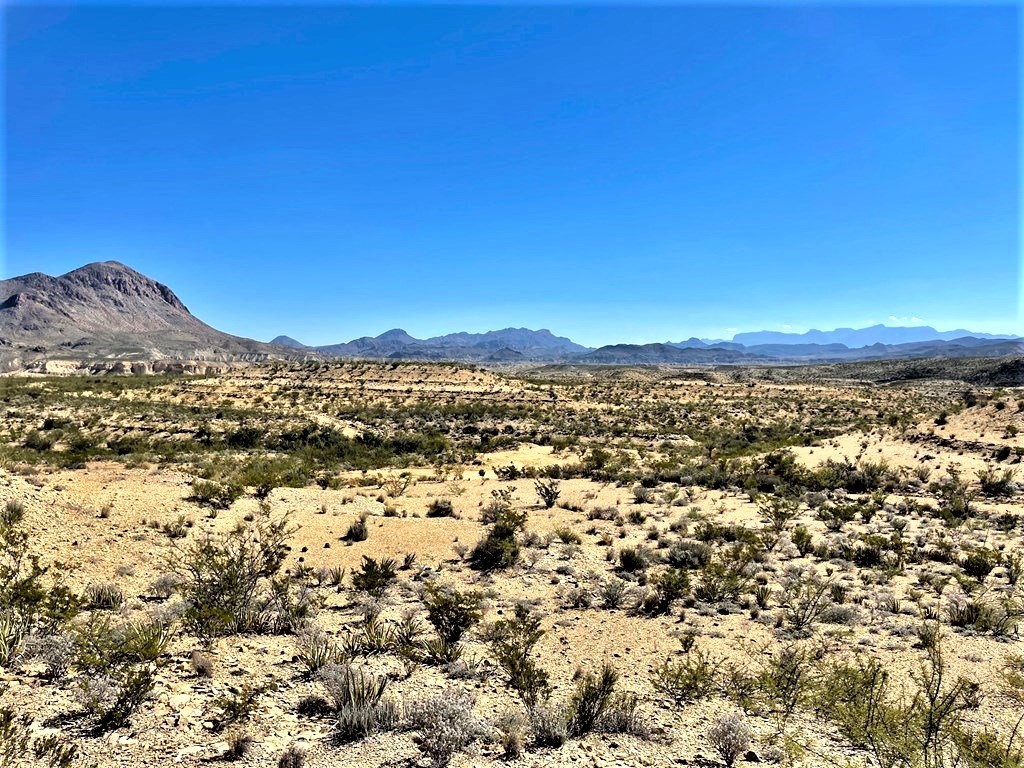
[
  {"left": 274, "top": 328, "right": 589, "bottom": 362},
  {"left": 1, "top": 262, "right": 1020, "bottom": 370},
  {"left": 279, "top": 324, "right": 1021, "bottom": 365},
  {"left": 727, "top": 324, "right": 1012, "bottom": 348}
]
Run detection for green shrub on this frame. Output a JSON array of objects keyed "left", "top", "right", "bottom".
[
  {"left": 534, "top": 480, "right": 561, "bottom": 509},
  {"left": 566, "top": 663, "right": 618, "bottom": 737},
  {"left": 190, "top": 479, "right": 244, "bottom": 510},
  {"left": 652, "top": 645, "right": 722, "bottom": 702},
  {"left": 618, "top": 546, "right": 653, "bottom": 573},
  {"left": 423, "top": 584, "right": 483, "bottom": 645},
  {"left": 351, "top": 557, "right": 398, "bottom": 597},
  {"left": 426, "top": 499, "right": 455, "bottom": 518},
  {"left": 471, "top": 501, "right": 527, "bottom": 571},
  {"left": 174, "top": 517, "right": 294, "bottom": 637},
  {"left": 640, "top": 568, "right": 689, "bottom": 616},
  {"left": 0, "top": 704, "right": 79, "bottom": 767},
  {"left": 485, "top": 605, "right": 550, "bottom": 709},
  {"left": 977, "top": 468, "right": 1016, "bottom": 498},
  {"left": 344, "top": 514, "right": 369, "bottom": 542}
]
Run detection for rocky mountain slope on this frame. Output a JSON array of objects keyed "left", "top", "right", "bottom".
[{"left": 0, "top": 261, "right": 301, "bottom": 371}]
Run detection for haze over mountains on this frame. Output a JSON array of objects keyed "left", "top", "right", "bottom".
[{"left": 1, "top": 261, "right": 1019, "bottom": 371}]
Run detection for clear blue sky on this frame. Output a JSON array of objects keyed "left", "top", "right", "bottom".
[{"left": 4, "top": 3, "right": 1020, "bottom": 346}]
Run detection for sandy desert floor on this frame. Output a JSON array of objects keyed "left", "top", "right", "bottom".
[{"left": 0, "top": 360, "right": 1021, "bottom": 768}]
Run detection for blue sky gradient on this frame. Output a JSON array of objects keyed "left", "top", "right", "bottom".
[{"left": 4, "top": 4, "right": 1020, "bottom": 346}]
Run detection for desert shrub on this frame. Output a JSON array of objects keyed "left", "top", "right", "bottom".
[
  {"left": 210, "top": 684, "right": 268, "bottom": 733},
  {"left": 814, "top": 459, "right": 895, "bottom": 493},
  {"left": 792, "top": 525, "right": 814, "bottom": 557},
  {"left": 319, "top": 663, "right": 397, "bottom": 742},
  {"left": 224, "top": 730, "right": 254, "bottom": 760},
  {"left": 236, "top": 456, "right": 310, "bottom": 499},
  {"left": 159, "top": 516, "right": 191, "bottom": 540},
  {"left": 534, "top": 479, "right": 561, "bottom": 509},
  {"left": 751, "top": 644, "right": 813, "bottom": 727},
  {"left": 640, "top": 568, "right": 689, "bottom": 616},
  {"left": 423, "top": 584, "right": 483, "bottom": 645},
  {"left": 67, "top": 615, "right": 169, "bottom": 730},
  {"left": 1004, "top": 552, "right": 1024, "bottom": 587},
  {"left": 494, "top": 712, "right": 527, "bottom": 759},
  {"left": 96, "top": 665, "right": 156, "bottom": 731},
  {"left": 565, "top": 663, "right": 643, "bottom": 738},
  {"left": 778, "top": 569, "right": 833, "bottom": 634},
  {"left": 22, "top": 431, "right": 56, "bottom": 453},
  {"left": 599, "top": 578, "right": 629, "bottom": 610},
  {"left": 632, "top": 486, "right": 655, "bottom": 504},
  {"left": 817, "top": 503, "right": 859, "bottom": 533},
  {"left": 666, "top": 539, "right": 712, "bottom": 570},
  {"left": 554, "top": 526, "right": 582, "bottom": 545},
  {"left": 426, "top": 499, "right": 455, "bottom": 518},
  {"left": 595, "top": 690, "right": 646, "bottom": 736},
  {"left": 618, "top": 546, "right": 653, "bottom": 573},
  {"left": 485, "top": 605, "right": 550, "bottom": 709},
  {"left": 694, "top": 554, "right": 752, "bottom": 603},
  {"left": 695, "top": 522, "right": 761, "bottom": 546},
  {"left": 814, "top": 643, "right": 982, "bottom": 768},
  {"left": 759, "top": 495, "right": 799, "bottom": 533},
  {"left": 530, "top": 703, "right": 568, "bottom": 747},
  {"left": 471, "top": 501, "right": 527, "bottom": 571},
  {"left": 0, "top": 501, "right": 79, "bottom": 635},
  {"left": 277, "top": 744, "right": 306, "bottom": 768},
  {"left": 931, "top": 472, "right": 976, "bottom": 525},
  {"left": 945, "top": 594, "right": 1022, "bottom": 637},
  {"left": 344, "top": 514, "right": 369, "bottom": 542},
  {"left": 25, "top": 632, "right": 75, "bottom": 679},
  {"left": 480, "top": 489, "right": 514, "bottom": 522},
  {"left": 174, "top": 516, "right": 293, "bottom": 638},
  {"left": 351, "top": 556, "right": 398, "bottom": 597},
  {"left": 190, "top": 479, "right": 244, "bottom": 510},
  {"left": 652, "top": 645, "right": 722, "bottom": 702},
  {"left": 977, "top": 468, "right": 1016, "bottom": 498},
  {"left": 707, "top": 711, "right": 752, "bottom": 767},
  {"left": 0, "top": 704, "right": 79, "bottom": 768},
  {"left": 961, "top": 548, "right": 999, "bottom": 582},
  {"left": 406, "top": 689, "right": 483, "bottom": 767},
  {"left": 470, "top": 532, "right": 520, "bottom": 571}
]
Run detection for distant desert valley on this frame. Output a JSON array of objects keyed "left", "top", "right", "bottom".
[{"left": 0, "top": 262, "right": 1022, "bottom": 768}]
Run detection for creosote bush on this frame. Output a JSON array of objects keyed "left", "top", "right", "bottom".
[
  {"left": 485, "top": 605, "right": 549, "bottom": 709},
  {"left": 174, "top": 516, "right": 296, "bottom": 638},
  {"left": 471, "top": 497, "right": 528, "bottom": 571}
]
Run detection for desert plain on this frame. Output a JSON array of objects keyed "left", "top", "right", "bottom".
[{"left": 0, "top": 358, "right": 1021, "bottom": 768}]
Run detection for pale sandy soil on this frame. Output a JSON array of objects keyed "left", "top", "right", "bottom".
[{"left": 0, "top": 363, "right": 1020, "bottom": 768}]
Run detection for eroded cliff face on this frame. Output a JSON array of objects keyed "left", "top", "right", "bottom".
[{"left": 2, "top": 358, "right": 257, "bottom": 376}]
